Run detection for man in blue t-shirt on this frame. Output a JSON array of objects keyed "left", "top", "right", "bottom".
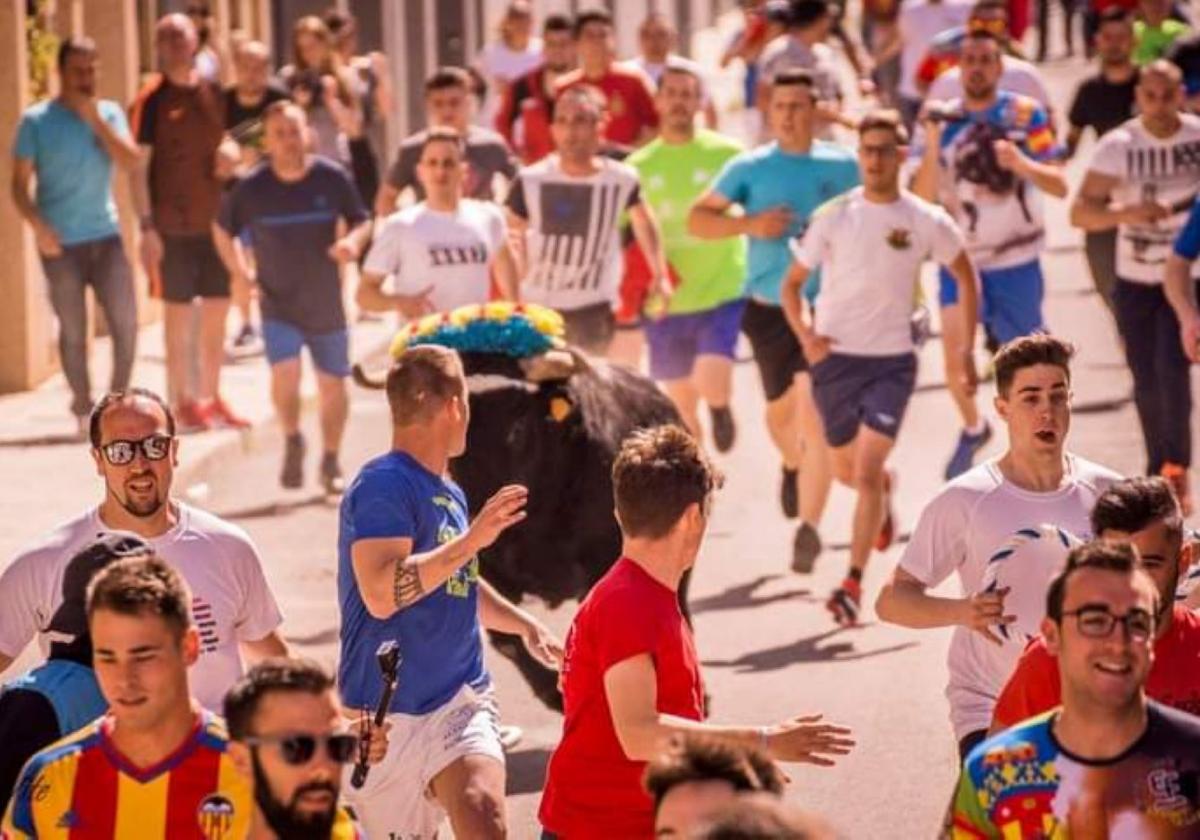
[
  {"left": 337, "top": 344, "right": 563, "bottom": 840},
  {"left": 11, "top": 37, "right": 142, "bottom": 430},
  {"left": 215, "top": 102, "right": 371, "bottom": 495},
  {"left": 688, "top": 67, "right": 859, "bottom": 575}
]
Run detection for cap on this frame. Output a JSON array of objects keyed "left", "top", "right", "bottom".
[{"left": 47, "top": 532, "right": 153, "bottom": 638}]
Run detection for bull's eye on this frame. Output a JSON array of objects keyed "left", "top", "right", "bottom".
[{"left": 548, "top": 396, "right": 573, "bottom": 423}]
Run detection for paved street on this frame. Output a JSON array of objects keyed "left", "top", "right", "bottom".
[{"left": 0, "top": 38, "right": 1184, "bottom": 840}]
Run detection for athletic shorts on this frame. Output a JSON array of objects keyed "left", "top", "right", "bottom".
[
  {"left": 644, "top": 299, "right": 746, "bottom": 381},
  {"left": 561, "top": 302, "right": 616, "bottom": 356},
  {"left": 342, "top": 684, "right": 504, "bottom": 840},
  {"left": 741, "top": 298, "right": 807, "bottom": 402},
  {"left": 810, "top": 352, "right": 917, "bottom": 447},
  {"left": 160, "top": 234, "right": 230, "bottom": 302},
  {"left": 262, "top": 318, "right": 351, "bottom": 377},
  {"left": 938, "top": 259, "right": 1045, "bottom": 344}
]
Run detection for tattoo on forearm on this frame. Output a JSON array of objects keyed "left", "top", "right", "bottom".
[{"left": 393, "top": 562, "right": 424, "bottom": 608}]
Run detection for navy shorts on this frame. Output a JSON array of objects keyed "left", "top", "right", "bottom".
[
  {"left": 160, "top": 234, "right": 230, "bottom": 302},
  {"left": 262, "top": 318, "right": 351, "bottom": 377},
  {"left": 810, "top": 352, "right": 918, "bottom": 448},
  {"left": 644, "top": 299, "right": 746, "bottom": 381},
  {"left": 938, "top": 259, "right": 1045, "bottom": 344},
  {"left": 741, "top": 298, "right": 808, "bottom": 402}
]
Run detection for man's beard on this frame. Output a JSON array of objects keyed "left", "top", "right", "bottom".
[
  {"left": 251, "top": 752, "right": 339, "bottom": 840},
  {"left": 113, "top": 481, "right": 165, "bottom": 518}
]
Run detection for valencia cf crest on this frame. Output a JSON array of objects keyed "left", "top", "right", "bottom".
[
  {"left": 197, "top": 793, "right": 237, "bottom": 839},
  {"left": 886, "top": 228, "right": 912, "bottom": 250}
]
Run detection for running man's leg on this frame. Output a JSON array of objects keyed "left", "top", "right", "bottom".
[
  {"left": 645, "top": 313, "right": 701, "bottom": 435},
  {"left": 847, "top": 427, "right": 896, "bottom": 576},
  {"left": 1113, "top": 279, "right": 1165, "bottom": 474},
  {"left": 308, "top": 328, "right": 352, "bottom": 468},
  {"left": 1083, "top": 230, "right": 1119, "bottom": 320},
  {"left": 430, "top": 753, "right": 508, "bottom": 840},
  {"left": 1153, "top": 286, "right": 1193, "bottom": 506},
  {"left": 88, "top": 236, "right": 139, "bottom": 394},
  {"left": 792, "top": 373, "right": 832, "bottom": 530},
  {"left": 940, "top": 302, "right": 981, "bottom": 428},
  {"left": 694, "top": 354, "right": 734, "bottom": 412},
  {"left": 160, "top": 235, "right": 202, "bottom": 409},
  {"left": 693, "top": 299, "right": 744, "bottom": 451},
  {"left": 269, "top": 359, "right": 303, "bottom": 436},
  {"left": 663, "top": 378, "right": 702, "bottom": 438},
  {"left": 198, "top": 297, "right": 231, "bottom": 403},
  {"left": 163, "top": 301, "right": 195, "bottom": 408},
  {"left": 607, "top": 323, "right": 645, "bottom": 370},
  {"left": 41, "top": 246, "right": 93, "bottom": 418}
]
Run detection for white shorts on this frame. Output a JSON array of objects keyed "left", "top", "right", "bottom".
[{"left": 342, "top": 683, "right": 504, "bottom": 840}]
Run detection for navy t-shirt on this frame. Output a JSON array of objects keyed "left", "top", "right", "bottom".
[
  {"left": 217, "top": 156, "right": 367, "bottom": 334},
  {"left": 337, "top": 450, "right": 488, "bottom": 715}
]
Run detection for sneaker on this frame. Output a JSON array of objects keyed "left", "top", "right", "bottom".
[
  {"left": 176, "top": 399, "right": 213, "bottom": 433},
  {"left": 205, "top": 396, "right": 252, "bottom": 430},
  {"left": 780, "top": 466, "right": 799, "bottom": 519},
  {"left": 875, "top": 470, "right": 896, "bottom": 552},
  {"left": 232, "top": 323, "right": 259, "bottom": 348},
  {"left": 791, "top": 522, "right": 822, "bottom": 574},
  {"left": 320, "top": 452, "right": 345, "bottom": 496},
  {"left": 498, "top": 724, "right": 524, "bottom": 752},
  {"left": 1162, "top": 463, "right": 1193, "bottom": 517},
  {"left": 710, "top": 405, "right": 736, "bottom": 453},
  {"left": 944, "top": 422, "right": 993, "bottom": 480},
  {"left": 281, "top": 433, "right": 306, "bottom": 489},
  {"left": 826, "top": 577, "right": 862, "bottom": 627}
]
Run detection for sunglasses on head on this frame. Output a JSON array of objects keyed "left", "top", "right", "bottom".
[
  {"left": 98, "top": 434, "right": 173, "bottom": 466},
  {"left": 244, "top": 733, "right": 359, "bottom": 765}
]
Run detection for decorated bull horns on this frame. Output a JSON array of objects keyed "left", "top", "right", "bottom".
[{"left": 388, "top": 302, "right": 567, "bottom": 360}]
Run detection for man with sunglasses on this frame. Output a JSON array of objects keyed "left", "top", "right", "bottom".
[
  {"left": 952, "top": 541, "right": 1200, "bottom": 837},
  {"left": 225, "top": 658, "right": 388, "bottom": 839},
  {"left": 0, "top": 388, "right": 287, "bottom": 714}
]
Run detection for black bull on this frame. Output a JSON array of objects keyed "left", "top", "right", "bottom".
[{"left": 356, "top": 350, "right": 692, "bottom": 710}]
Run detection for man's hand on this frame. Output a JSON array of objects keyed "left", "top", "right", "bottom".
[
  {"left": 1180, "top": 311, "right": 1200, "bottom": 363},
  {"left": 1121, "top": 201, "right": 1171, "bottom": 226},
  {"left": 214, "top": 137, "right": 240, "bottom": 180},
  {"left": 746, "top": 206, "right": 793, "bottom": 239},
  {"left": 65, "top": 93, "right": 102, "bottom": 128},
  {"left": 960, "top": 586, "right": 1016, "bottom": 646},
  {"left": 354, "top": 717, "right": 393, "bottom": 765},
  {"left": 33, "top": 220, "right": 63, "bottom": 257},
  {"left": 992, "top": 139, "right": 1027, "bottom": 175},
  {"left": 521, "top": 620, "right": 565, "bottom": 670},
  {"left": 798, "top": 331, "right": 833, "bottom": 366},
  {"left": 328, "top": 237, "right": 360, "bottom": 264},
  {"left": 139, "top": 227, "right": 164, "bottom": 276},
  {"left": 396, "top": 285, "right": 437, "bottom": 319},
  {"left": 765, "top": 714, "right": 856, "bottom": 766},
  {"left": 645, "top": 272, "right": 674, "bottom": 321},
  {"left": 465, "top": 485, "right": 529, "bottom": 553}
]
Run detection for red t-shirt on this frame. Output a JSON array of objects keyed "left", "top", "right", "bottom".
[
  {"left": 539, "top": 558, "right": 705, "bottom": 839},
  {"left": 993, "top": 605, "right": 1200, "bottom": 730},
  {"left": 554, "top": 66, "right": 660, "bottom": 148}
]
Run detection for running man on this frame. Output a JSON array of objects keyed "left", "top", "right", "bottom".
[
  {"left": 689, "top": 68, "right": 859, "bottom": 571},
  {"left": 875, "top": 335, "right": 1121, "bottom": 759},
  {"left": 338, "top": 345, "right": 563, "bottom": 839},
  {"left": 495, "top": 13, "right": 577, "bottom": 164},
  {"left": 1073, "top": 60, "right": 1200, "bottom": 514},
  {"left": 627, "top": 66, "right": 746, "bottom": 451},
  {"left": 911, "top": 28, "right": 1067, "bottom": 480},
  {"left": 781, "top": 110, "right": 979, "bottom": 623},
  {"left": 954, "top": 542, "right": 1200, "bottom": 837},
  {"left": 358, "top": 127, "right": 519, "bottom": 317},
  {"left": 505, "top": 86, "right": 668, "bottom": 357}
]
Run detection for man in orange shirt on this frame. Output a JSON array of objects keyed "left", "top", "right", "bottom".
[{"left": 991, "top": 476, "right": 1200, "bottom": 732}]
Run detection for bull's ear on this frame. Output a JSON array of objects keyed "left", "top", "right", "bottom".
[{"left": 548, "top": 395, "right": 574, "bottom": 423}]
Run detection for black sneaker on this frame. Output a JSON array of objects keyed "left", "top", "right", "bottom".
[
  {"left": 791, "top": 522, "right": 822, "bottom": 573},
  {"left": 320, "top": 452, "right": 345, "bottom": 496},
  {"left": 780, "top": 466, "right": 799, "bottom": 519},
  {"left": 281, "top": 433, "right": 305, "bottom": 489},
  {"left": 710, "top": 405, "right": 736, "bottom": 453}
]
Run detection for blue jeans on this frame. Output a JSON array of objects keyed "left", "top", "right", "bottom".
[{"left": 39, "top": 235, "right": 138, "bottom": 417}]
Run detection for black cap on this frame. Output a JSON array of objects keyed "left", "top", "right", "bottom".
[
  {"left": 764, "top": 0, "right": 792, "bottom": 22},
  {"left": 788, "top": 0, "right": 830, "bottom": 25},
  {"left": 47, "top": 532, "right": 153, "bottom": 638}
]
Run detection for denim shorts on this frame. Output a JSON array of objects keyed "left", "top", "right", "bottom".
[
  {"left": 938, "top": 259, "right": 1045, "bottom": 344},
  {"left": 261, "top": 318, "right": 350, "bottom": 377}
]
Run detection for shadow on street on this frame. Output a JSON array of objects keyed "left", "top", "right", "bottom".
[
  {"left": 703, "top": 627, "right": 919, "bottom": 673},
  {"left": 691, "top": 574, "right": 814, "bottom": 615}
]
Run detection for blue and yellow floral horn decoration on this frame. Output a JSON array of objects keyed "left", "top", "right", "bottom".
[{"left": 388, "top": 302, "right": 566, "bottom": 361}]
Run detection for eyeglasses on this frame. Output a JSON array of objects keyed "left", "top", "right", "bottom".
[
  {"left": 243, "top": 733, "right": 359, "bottom": 765},
  {"left": 97, "top": 434, "right": 173, "bottom": 466},
  {"left": 1062, "top": 606, "right": 1155, "bottom": 642}
]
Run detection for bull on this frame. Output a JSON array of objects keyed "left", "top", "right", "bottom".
[{"left": 355, "top": 346, "right": 689, "bottom": 710}]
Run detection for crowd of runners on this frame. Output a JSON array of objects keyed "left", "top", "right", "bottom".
[{"left": 5, "top": 0, "right": 1200, "bottom": 836}]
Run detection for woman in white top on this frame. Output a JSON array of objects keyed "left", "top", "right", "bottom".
[{"left": 474, "top": 2, "right": 545, "bottom": 128}]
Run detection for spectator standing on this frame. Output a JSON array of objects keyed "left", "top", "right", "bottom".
[
  {"left": 627, "top": 12, "right": 720, "bottom": 129},
  {"left": 495, "top": 13, "right": 577, "bottom": 164},
  {"left": 186, "top": 0, "right": 224, "bottom": 82},
  {"left": 475, "top": 2, "right": 544, "bottom": 129},
  {"left": 10, "top": 37, "right": 140, "bottom": 434},
  {"left": 215, "top": 103, "right": 371, "bottom": 494},
  {"left": 279, "top": 16, "right": 361, "bottom": 169},
  {"left": 325, "top": 8, "right": 393, "bottom": 178}
]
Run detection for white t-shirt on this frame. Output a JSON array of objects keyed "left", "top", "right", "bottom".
[
  {"left": 1086, "top": 114, "right": 1200, "bottom": 284},
  {"left": 898, "top": 0, "right": 973, "bottom": 99},
  {"left": 897, "top": 455, "right": 1121, "bottom": 739},
  {"left": 505, "top": 154, "right": 642, "bottom": 311},
  {"left": 926, "top": 57, "right": 1054, "bottom": 110},
  {"left": 476, "top": 38, "right": 544, "bottom": 127},
  {"left": 364, "top": 200, "right": 507, "bottom": 312},
  {"left": 0, "top": 503, "right": 283, "bottom": 712},
  {"left": 791, "top": 188, "right": 964, "bottom": 355}
]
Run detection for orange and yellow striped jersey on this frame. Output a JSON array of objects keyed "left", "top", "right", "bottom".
[{"left": 1, "top": 711, "right": 251, "bottom": 839}]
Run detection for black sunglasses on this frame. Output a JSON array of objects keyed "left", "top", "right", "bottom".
[
  {"left": 244, "top": 733, "right": 358, "bottom": 765},
  {"left": 98, "top": 434, "right": 173, "bottom": 466}
]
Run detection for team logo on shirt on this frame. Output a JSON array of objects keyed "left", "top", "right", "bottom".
[
  {"left": 197, "top": 793, "right": 237, "bottom": 839},
  {"left": 608, "top": 93, "right": 626, "bottom": 117},
  {"left": 885, "top": 228, "right": 912, "bottom": 250}
]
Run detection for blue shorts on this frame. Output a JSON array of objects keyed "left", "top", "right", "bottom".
[
  {"left": 261, "top": 318, "right": 351, "bottom": 377},
  {"left": 938, "top": 259, "right": 1045, "bottom": 344},
  {"left": 810, "top": 352, "right": 918, "bottom": 448},
  {"left": 644, "top": 299, "right": 746, "bottom": 381}
]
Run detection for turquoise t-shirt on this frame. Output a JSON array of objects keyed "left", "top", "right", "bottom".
[
  {"left": 711, "top": 140, "right": 859, "bottom": 305},
  {"left": 13, "top": 99, "right": 130, "bottom": 246}
]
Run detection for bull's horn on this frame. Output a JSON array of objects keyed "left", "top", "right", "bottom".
[
  {"left": 520, "top": 348, "right": 590, "bottom": 382},
  {"left": 352, "top": 363, "right": 387, "bottom": 390}
]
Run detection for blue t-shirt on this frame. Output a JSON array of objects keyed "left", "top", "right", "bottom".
[
  {"left": 711, "top": 140, "right": 859, "bottom": 305},
  {"left": 1174, "top": 195, "right": 1200, "bottom": 260},
  {"left": 337, "top": 450, "right": 488, "bottom": 715},
  {"left": 12, "top": 99, "right": 130, "bottom": 246}
]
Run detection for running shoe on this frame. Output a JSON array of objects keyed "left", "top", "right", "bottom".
[
  {"left": 498, "top": 724, "right": 524, "bottom": 752},
  {"left": 944, "top": 422, "right": 993, "bottom": 480},
  {"left": 710, "top": 405, "right": 736, "bottom": 453},
  {"left": 232, "top": 323, "right": 259, "bottom": 348},
  {"left": 791, "top": 522, "right": 822, "bottom": 574},
  {"left": 320, "top": 452, "right": 345, "bottom": 496},
  {"left": 875, "top": 470, "right": 896, "bottom": 552},
  {"left": 176, "top": 399, "right": 213, "bottom": 433},
  {"left": 226, "top": 323, "right": 264, "bottom": 359},
  {"left": 826, "top": 577, "right": 862, "bottom": 627},
  {"left": 205, "top": 396, "right": 252, "bottom": 430},
  {"left": 780, "top": 465, "right": 799, "bottom": 519},
  {"left": 281, "top": 433, "right": 305, "bottom": 489},
  {"left": 1162, "top": 462, "right": 1194, "bottom": 517}
]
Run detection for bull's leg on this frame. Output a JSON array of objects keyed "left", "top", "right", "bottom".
[{"left": 488, "top": 629, "right": 564, "bottom": 712}]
